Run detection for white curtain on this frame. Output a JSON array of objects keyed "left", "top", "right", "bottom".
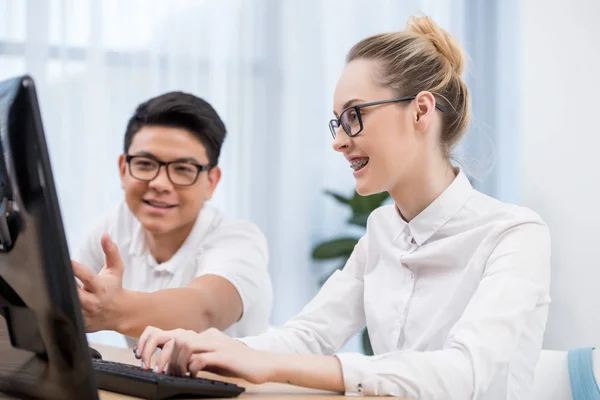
[{"left": 2, "top": 0, "right": 511, "bottom": 350}]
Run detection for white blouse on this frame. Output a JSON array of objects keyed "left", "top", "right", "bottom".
[{"left": 241, "top": 171, "right": 551, "bottom": 400}]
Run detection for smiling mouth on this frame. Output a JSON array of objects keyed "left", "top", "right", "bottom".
[
  {"left": 143, "top": 200, "right": 177, "bottom": 209},
  {"left": 350, "top": 158, "right": 369, "bottom": 171}
]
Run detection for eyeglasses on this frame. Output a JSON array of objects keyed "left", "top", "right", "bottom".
[
  {"left": 125, "top": 155, "right": 209, "bottom": 187},
  {"left": 329, "top": 95, "right": 449, "bottom": 139}
]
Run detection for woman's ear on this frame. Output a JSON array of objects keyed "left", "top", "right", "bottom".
[{"left": 414, "top": 91, "right": 437, "bottom": 132}]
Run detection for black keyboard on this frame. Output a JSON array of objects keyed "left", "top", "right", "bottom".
[{"left": 92, "top": 359, "right": 245, "bottom": 399}]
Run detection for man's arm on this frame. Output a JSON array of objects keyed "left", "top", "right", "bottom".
[
  {"left": 74, "top": 222, "right": 270, "bottom": 338},
  {"left": 114, "top": 275, "right": 242, "bottom": 338}
]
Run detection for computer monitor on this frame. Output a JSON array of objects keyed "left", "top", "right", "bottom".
[{"left": 0, "top": 76, "right": 98, "bottom": 399}]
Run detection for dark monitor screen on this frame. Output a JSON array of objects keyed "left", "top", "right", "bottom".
[{"left": 0, "top": 76, "right": 98, "bottom": 400}]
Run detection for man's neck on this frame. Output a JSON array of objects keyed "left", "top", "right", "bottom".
[{"left": 145, "top": 222, "right": 195, "bottom": 264}]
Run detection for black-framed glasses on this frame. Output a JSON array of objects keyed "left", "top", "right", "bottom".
[
  {"left": 329, "top": 95, "right": 449, "bottom": 139},
  {"left": 125, "top": 155, "right": 209, "bottom": 187}
]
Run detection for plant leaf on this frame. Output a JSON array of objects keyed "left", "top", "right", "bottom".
[
  {"left": 347, "top": 212, "right": 370, "bottom": 228},
  {"left": 349, "top": 191, "right": 390, "bottom": 215},
  {"left": 324, "top": 190, "right": 351, "bottom": 205},
  {"left": 311, "top": 238, "right": 358, "bottom": 260},
  {"left": 362, "top": 328, "right": 373, "bottom": 356}
]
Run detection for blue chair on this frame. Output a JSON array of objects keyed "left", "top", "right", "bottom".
[
  {"left": 568, "top": 348, "right": 600, "bottom": 400},
  {"left": 530, "top": 348, "right": 600, "bottom": 400}
]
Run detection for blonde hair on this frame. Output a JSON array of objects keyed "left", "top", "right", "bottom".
[{"left": 346, "top": 16, "right": 471, "bottom": 157}]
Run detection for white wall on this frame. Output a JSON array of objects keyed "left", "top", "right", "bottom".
[{"left": 519, "top": 0, "right": 600, "bottom": 349}]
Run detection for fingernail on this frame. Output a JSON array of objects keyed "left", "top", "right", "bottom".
[
  {"left": 135, "top": 349, "right": 140, "bottom": 358},
  {"left": 141, "top": 361, "right": 146, "bottom": 369},
  {"left": 153, "top": 366, "right": 158, "bottom": 373}
]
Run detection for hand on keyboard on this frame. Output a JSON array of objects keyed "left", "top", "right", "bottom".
[
  {"left": 92, "top": 359, "right": 245, "bottom": 399},
  {"left": 135, "top": 326, "right": 276, "bottom": 384}
]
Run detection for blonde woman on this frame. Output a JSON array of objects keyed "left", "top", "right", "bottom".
[{"left": 134, "top": 16, "right": 550, "bottom": 400}]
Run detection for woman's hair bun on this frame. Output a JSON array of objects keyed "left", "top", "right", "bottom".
[{"left": 406, "top": 16, "right": 465, "bottom": 75}]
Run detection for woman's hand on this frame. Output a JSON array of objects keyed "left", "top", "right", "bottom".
[{"left": 135, "top": 326, "right": 278, "bottom": 384}]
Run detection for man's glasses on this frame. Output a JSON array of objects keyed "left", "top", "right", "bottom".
[
  {"left": 329, "top": 95, "right": 449, "bottom": 139},
  {"left": 125, "top": 155, "right": 209, "bottom": 187}
]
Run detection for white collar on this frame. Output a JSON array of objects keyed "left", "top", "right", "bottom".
[
  {"left": 129, "top": 206, "right": 219, "bottom": 274},
  {"left": 392, "top": 170, "right": 473, "bottom": 246}
]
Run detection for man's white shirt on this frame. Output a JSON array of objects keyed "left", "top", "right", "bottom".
[{"left": 74, "top": 202, "right": 273, "bottom": 348}]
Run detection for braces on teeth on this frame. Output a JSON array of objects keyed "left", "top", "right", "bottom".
[{"left": 350, "top": 159, "right": 368, "bottom": 169}]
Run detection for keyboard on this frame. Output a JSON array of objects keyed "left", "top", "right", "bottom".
[{"left": 92, "top": 359, "right": 245, "bottom": 399}]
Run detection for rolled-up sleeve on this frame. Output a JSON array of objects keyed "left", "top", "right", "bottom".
[
  {"left": 197, "top": 221, "right": 272, "bottom": 330},
  {"left": 335, "top": 221, "right": 551, "bottom": 398}
]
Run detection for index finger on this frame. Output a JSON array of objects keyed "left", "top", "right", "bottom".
[
  {"left": 72, "top": 260, "right": 100, "bottom": 293},
  {"left": 138, "top": 327, "right": 176, "bottom": 369},
  {"left": 136, "top": 326, "right": 157, "bottom": 359}
]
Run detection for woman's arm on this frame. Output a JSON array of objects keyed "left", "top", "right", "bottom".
[
  {"left": 134, "top": 249, "right": 369, "bottom": 366},
  {"left": 227, "top": 234, "right": 370, "bottom": 356},
  {"left": 137, "top": 221, "right": 551, "bottom": 398},
  {"left": 136, "top": 327, "right": 346, "bottom": 392},
  {"left": 135, "top": 234, "right": 371, "bottom": 376},
  {"left": 268, "top": 353, "right": 345, "bottom": 393}
]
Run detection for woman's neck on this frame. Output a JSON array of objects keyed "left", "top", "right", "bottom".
[{"left": 389, "top": 157, "right": 457, "bottom": 222}]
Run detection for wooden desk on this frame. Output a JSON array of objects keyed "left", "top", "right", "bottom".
[
  {"left": 0, "top": 340, "right": 363, "bottom": 400},
  {"left": 94, "top": 343, "right": 368, "bottom": 399}
]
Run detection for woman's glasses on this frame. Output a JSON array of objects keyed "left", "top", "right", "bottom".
[{"left": 329, "top": 95, "right": 448, "bottom": 139}]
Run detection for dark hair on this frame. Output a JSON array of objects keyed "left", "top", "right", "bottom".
[{"left": 123, "top": 91, "right": 227, "bottom": 166}]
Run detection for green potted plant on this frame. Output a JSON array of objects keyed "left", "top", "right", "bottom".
[{"left": 311, "top": 189, "right": 390, "bottom": 356}]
